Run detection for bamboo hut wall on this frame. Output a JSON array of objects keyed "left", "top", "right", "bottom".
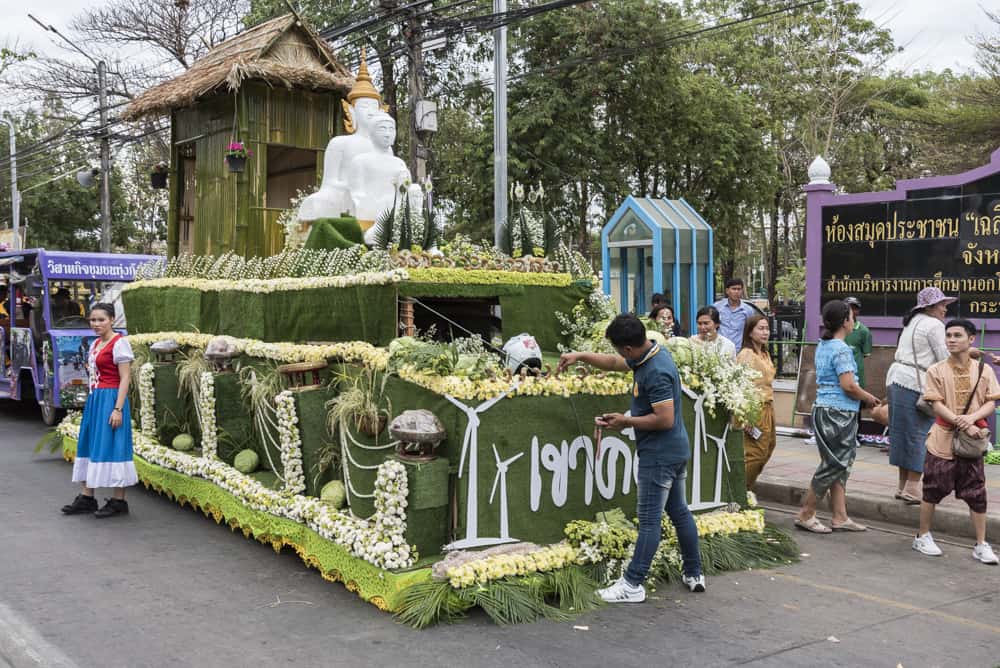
[{"left": 167, "top": 83, "right": 345, "bottom": 259}]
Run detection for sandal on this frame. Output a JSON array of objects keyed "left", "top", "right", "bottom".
[
  {"left": 896, "top": 492, "right": 921, "bottom": 505},
  {"left": 795, "top": 517, "right": 832, "bottom": 534},
  {"left": 831, "top": 519, "right": 867, "bottom": 532}
]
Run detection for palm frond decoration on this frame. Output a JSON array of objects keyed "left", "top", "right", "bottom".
[
  {"left": 395, "top": 580, "right": 472, "bottom": 629},
  {"left": 34, "top": 430, "right": 64, "bottom": 455},
  {"left": 371, "top": 203, "right": 396, "bottom": 249}
]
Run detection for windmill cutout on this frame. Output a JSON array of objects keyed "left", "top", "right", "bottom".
[{"left": 489, "top": 444, "right": 524, "bottom": 543}]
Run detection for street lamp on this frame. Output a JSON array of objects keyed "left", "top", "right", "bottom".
[
  {"left": 28, "top": 14, "right": 112, "bottom": 253},
  {"left": 0, "top": 114, "right": 19, "bottom": 249}
]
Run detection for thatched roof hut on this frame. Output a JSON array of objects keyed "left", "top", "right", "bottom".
[
  {"left": 124, "top": 13, "right": 353, "bottom": 120},
  {"left": 140, "top": 14, "right": 356, "bottom": 259}
]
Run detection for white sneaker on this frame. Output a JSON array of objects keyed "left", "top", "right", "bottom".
[
  {"left": 597, "top": 576, "right": 646, "bottom": 603},
  {"left": 804, "top": 436, "right": 817, "bottom": 447},
  {"left": 912, "top": 532, "right": 943, "bottom": 556},
  {"left": 682, "top": 574, "right": 706, "bottom": 592},
  {"left": 973, "top": 542, "right": 999, "bottom": 565}
]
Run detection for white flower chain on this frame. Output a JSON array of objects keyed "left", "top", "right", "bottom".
[
  {"left": 199, "top": 372, "right": 219, "bottom": 460},
  {"left": 274, "top": 391, "right": 305, "bottom": 495},
  {"left": 124, "top": 269, "right": 408, "bottom": 294},
  {"left": 58, "top": 412, "right": 416, "bottom": 570},
  {"left": 138, "top": 363, "right": 157, "bottom": 438}
]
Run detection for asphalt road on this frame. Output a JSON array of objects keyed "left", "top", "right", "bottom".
[{"left": 1, "top": 400, "right": 999, "bottom": 668}]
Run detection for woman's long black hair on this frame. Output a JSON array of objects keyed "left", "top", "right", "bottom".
[{"left": 820, "top": 300, "right": 850, "bottom": 340}]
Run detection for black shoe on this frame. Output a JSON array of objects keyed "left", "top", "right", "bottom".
[
  {"left": 61, "top": 494, "right": 98, "bottom": 515},
  {"left": 94, "top": 498, "right": 129, "bottom": 519}
]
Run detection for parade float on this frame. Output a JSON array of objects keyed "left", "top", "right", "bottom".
[{"left": 56, "top": 14, "right": 797, "bottom": 627}]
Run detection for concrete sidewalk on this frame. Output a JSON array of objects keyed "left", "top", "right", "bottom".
[{"left": 755, "top": 435, "right": 1000, "bottom": 540}]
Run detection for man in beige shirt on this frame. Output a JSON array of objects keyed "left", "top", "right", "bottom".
[{"left": 915, "top": 318, "right": 1000, "bottom": 564}]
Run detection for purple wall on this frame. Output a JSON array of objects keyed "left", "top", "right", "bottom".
[{"left": 805, "top": 147, "right": 1000, "bottom": 347}]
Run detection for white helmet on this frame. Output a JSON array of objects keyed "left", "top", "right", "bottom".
[{"left": 502, "top": 333, "right": 541, "bottom": 372}]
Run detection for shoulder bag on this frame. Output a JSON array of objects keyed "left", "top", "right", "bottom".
[{"left": 952, "top": 357, "right": 991, "bottom": 459}]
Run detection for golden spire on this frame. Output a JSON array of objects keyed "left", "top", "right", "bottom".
[{"left": 347, "top": 48, "right": 383, "bottom": 104}]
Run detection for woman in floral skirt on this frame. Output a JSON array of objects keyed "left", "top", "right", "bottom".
[{"left": 61, "top": 303, "right": 137, "bottom": 518}]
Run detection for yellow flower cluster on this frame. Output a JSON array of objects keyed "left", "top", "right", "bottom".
[
  {"left": 128, "top": 332, "right": 390, "bottom": 368},
  {"left": 445, "top": 543, "right": 578, "bottom": 588},
  {"left": 663, "top": 509, "right": 766, "bottom": 539},
  {"left": 396, "top": 364, "right": 630, "bottom": 401},
  {"left": 406, "top": 268, "right": 572, "bottom": 287}
]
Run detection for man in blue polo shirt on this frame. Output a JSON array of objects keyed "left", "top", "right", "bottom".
[
  {"left": 714, "top": 278, "right": 757, "bottom": 352},
  {"left": 558, "top": 314, "right": 704, "bottom": 602}
]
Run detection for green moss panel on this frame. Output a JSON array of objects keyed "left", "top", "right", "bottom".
[{"left": 499, "top": 282, "right": 592, "bottom": 351}]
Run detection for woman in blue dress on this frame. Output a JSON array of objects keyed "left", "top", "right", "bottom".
[
  {"left": 796, "top": 300, "right": 881, "bottom": 533},
  {"left": 61, "top": 303, "right": 137, "bottom": 518}
]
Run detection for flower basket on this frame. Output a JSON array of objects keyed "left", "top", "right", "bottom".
[
  {"left": 225, "top": 142, "right": 251, "bottom": 173},
  {"left": 150, "top": 162, "right": 169, "bottom": 189},
  {"left": 225, "top": 155, "right": 246, "bottom": 173}
]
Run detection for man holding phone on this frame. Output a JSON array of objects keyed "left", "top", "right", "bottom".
[{"left": 558, "top": 314, "right": 704, "bottom": 602}]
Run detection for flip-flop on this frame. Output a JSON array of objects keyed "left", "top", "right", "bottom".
[
  {"left": 897, "top": 492, "right": 921, "bottom": 505},
  {"left": 831, "top": 519, "right": 867, "bottom": 532},
  {"left": 795, "top": 517, "right": 832, "bottom": 534}
]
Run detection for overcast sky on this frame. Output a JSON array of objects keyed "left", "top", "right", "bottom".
[{"left": 0, "top": 0, "right": 993, "bottom": 74}]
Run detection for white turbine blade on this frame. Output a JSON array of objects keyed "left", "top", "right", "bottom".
[
  {"left": 489, "top": 470, "right": 501, "bottom": 504},
  {"left": 502, "top": 452, "right": 524, "bottom": 466},
  {"left": 492, "top": 443, "right": 501, "bottom": 464}
]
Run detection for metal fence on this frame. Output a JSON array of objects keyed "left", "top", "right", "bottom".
[{"left": 768, "top": 308, "right": 805, "bottom": 378}]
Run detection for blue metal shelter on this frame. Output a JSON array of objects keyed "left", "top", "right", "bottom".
[{"left": 601, "top": 197, "right": 714, "bottom": 334}]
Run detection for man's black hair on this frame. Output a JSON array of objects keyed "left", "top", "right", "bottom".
[
  {"left": 605, "top": 314, "right": 648, "bottom": 348},
  {"left": 724, "top": 278, "right": 744, "bottom": 290},
  {"left": 945, "top": 318, "right": 977, "bottom": 337},
  {"left": 650, "top": 292, "right": 665, "bottom": 305}
]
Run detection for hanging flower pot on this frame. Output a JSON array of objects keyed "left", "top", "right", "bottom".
[
  {"left": 150, "top": 162, "right": 169, "bottom": 189},
  {"left": 225, "top": 141, "right": 252, "bottom": 173}
]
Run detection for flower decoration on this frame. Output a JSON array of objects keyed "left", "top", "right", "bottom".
[
  {"left": 138, "top": 363, "right": 157, "bottom": 438},
  {"left": 274, "top": 390, "right": 305, "bottom": 495},
  {"left": 225, "top": 141, "right": 252, "bottom": 158},
  {"left": 442, "top": 543, "right": 579, "bottom": 588},
  {"left": 199, "top": 371, "right": 219, "bottom": 459}
]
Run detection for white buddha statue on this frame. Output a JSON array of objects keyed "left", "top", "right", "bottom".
[
  {"left": 350, "top": 112, "right": 411, "bottom": 242},
  {"left": 297, "top": 52, "right": 382, "bottom": 223}
]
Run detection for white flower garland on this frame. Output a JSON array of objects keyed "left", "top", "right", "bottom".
[
  {"left": 128, "top": 333, "right": 390, "bottom": 368},
  {"left": 199, "top": 372, "right": 219, "bottom": 460},
  {"left": 123, "top": 269, "right": 408, "bottom": 294},
  {"left": 138, "top": 363, "right": 157, "bottom": 438},
  {"left": 58, "top": 412, "right": 415, "bottom": 569},
  {"left": 274, "top": 391, "right": 305, "bottom": 495}
]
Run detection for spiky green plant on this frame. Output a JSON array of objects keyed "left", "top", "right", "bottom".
[
  {"left": 325, "top": 368, "right": 391, "bottom": 437},
  {"left": 175, "top": 347, "right": 212, "bottom": 407}
]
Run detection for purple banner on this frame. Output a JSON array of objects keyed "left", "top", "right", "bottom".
[{"left": 42, "top": 252, "right": 159, "bottom": 282}]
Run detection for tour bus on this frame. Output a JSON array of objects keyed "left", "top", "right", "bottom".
[{"left": 0, "top": 249, "right": 160, "bottom": 424}]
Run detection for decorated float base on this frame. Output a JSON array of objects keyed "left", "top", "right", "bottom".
[{"left": 58, "top": 421, "right": 798, "bottom": 627}]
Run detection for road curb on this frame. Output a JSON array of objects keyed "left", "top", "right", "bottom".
[
  {"left": 0, "top": 600, "right": 78, "bottom": 668},
  {"left": 755, "top": 476, "right": 1000, "bottom": 541}
]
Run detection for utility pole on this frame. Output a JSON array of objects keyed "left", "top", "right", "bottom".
[
  {"left": 0, "top": 115, "right": 19, "bottom": 249},
  {"left": 493, "top": 0, "right": 508, "bottom": 247},
  {"left": 98, "top": 60, "right": 112, "bottom": 253},
  {"left": 406, "top": 6, "right": 426, "bottom": 181}
]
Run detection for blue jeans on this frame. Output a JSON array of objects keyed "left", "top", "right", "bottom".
[{"left": 624, "top": 459, "right": 702, "bottom": 586}]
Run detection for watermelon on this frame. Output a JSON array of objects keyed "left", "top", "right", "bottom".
[
  {"left": 234, "top": 449, "right": 259, "bottom": 474},
  {"left": 172, "top": 434, "right": 195, "bottom": 451},
  {"left": 320, "top": 480, "right": 347, "bottom": 509}
]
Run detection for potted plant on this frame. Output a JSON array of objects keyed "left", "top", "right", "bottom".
[
  {"left": 326, "top": 369, "right": 391, "bottom": 438},
  {"left": 150, "top": 161, "right": 169, "bottom": 189},
  {"left": 225, "top": 141, "right": 252, "bottom": 172}
]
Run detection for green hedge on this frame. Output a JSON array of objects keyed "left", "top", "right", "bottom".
[
  {"left": 500, "top": 282, "right": 591, "bottom": 351},
  {"left": 123, "top": 284, "right": 398, "bottom": 344}
]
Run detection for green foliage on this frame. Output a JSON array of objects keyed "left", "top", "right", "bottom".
[
  {"left": 33, "top": 430, "right": 64, "bottom": 455},
  {"left": 774, "top": 263, "right": 806, "bottom": 304},
  {"left": 175, "top": 348, "right": 211, "bottom": 406},
  {"left": 395, "top": 563, "right": 603, "bottom": 629},
  {"left": 237, "top": 361, "right": 285, "bottom": 419},
  {"left": 325, "top": 368, "right": 391, "bottom": 436}
]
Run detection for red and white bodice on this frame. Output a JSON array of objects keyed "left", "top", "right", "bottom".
[{"left": 87, "top": 335, "right": 135, "bottom": 390}]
